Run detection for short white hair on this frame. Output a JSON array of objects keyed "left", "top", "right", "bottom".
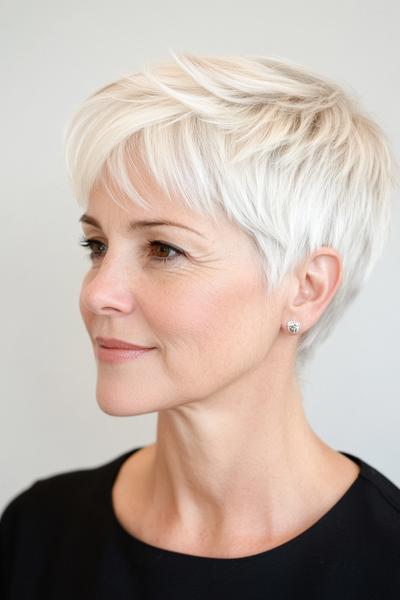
[{"left": 64, "top": 50, "right": 398, "bottom": 370}]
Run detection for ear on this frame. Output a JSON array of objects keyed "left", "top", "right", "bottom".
[{"left": 284, "top": 247, "right": 343, "bottom": 333}]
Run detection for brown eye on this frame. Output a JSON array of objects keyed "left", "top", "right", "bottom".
[
  {"left": 146, "top": 240, "right": 185, "bottom": 264},
  {"left": 79, "top": 236, "right": 186, "bottom": 265}
]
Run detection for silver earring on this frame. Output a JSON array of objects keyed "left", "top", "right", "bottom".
[{"left": 287, "top": 320, "right": 301, "bottom": 334}]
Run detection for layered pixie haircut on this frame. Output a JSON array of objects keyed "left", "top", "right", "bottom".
[{"left": 64, "top": 51, "right": 397, "bottom": 370}]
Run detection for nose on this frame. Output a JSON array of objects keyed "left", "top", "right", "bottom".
[{"left": 80, "top": 259, "right": 137, "bottom": 315}]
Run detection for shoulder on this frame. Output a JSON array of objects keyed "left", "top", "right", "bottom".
[
  {"left": 0, "top": 449, "right": 138, "bottom": 598},
  {"left": 0, "top": 448, "right": 137, "bottom": 541},
  {"left": 1, "top": 460, "right": 102, "bottom": 523},
  {"left": 341, "top": 451, "right": 400, "bottom": 555},
  {"left": 347, "top": 450, "right": 400, "bottom": 513}
]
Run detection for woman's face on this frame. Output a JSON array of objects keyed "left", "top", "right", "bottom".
[{"left": 79, "top": 172, "right": 287, "bottom": 416}]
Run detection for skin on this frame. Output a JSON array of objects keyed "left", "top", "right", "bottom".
[{"left": 79, "top": 165, "right": 360, "bottom": 559}]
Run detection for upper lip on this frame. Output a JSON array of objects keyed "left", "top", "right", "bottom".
[{"left": 95, "top": 337, "right": 154, "bottom": 350}]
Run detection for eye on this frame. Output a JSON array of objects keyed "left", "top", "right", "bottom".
[
  {"left": 79, "top": 236, "right": 106, "bottom": 260},
  {"left": 78, "top": 236, "right": 186, "bottom": 265},
  {"left": 145, "top": 240, "right": 185, "bottom": 263}
]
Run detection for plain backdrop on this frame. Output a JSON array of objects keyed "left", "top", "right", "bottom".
[{"left": 1, "top": 0, "right": 399, "bottom": 512}]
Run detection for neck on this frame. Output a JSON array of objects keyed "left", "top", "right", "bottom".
[{"left": 138, "top": 370, "right": 347, "bottom": 553}]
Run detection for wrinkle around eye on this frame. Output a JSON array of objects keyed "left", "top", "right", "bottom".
[{"left": 80, "top": 227, "right": 222, "bottom": 267}]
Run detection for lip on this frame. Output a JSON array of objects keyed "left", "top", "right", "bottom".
[
  {"left": 95, "top": 345, "right": 154, "bottom": 364},
  {"left": 95, "top": 336, "right": 154, "bottom": 350}
]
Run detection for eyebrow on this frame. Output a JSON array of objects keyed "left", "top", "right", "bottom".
[{"left": 79, "top": 214, "right": 204, "bottom": 238}]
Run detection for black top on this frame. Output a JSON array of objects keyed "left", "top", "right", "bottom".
[{"left": 1, "top": 446, "right": 400, "bottom": 599}]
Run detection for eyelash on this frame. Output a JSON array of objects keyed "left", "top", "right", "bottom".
[{"left": 78, "top": 235, "right": 185, "bottom": 265}]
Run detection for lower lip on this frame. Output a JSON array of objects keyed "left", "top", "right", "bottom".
[{"left": 96, "top": 345, "right": 155, "bottom": 364}]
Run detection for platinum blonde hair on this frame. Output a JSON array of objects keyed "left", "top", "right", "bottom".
[{"left": 64, "top": 50, "right": 398, "bottom": 370}]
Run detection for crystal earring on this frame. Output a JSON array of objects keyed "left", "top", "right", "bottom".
[{"left": 287, "top": 320, "right": 301, "bottom": 334}]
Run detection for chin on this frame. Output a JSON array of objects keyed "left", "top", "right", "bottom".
[
  {"left": 95, "top": 386, "right": 156, "bottom": 417},
  {"left": 94, "top": 379, "right": 184, "bottom": 416}
]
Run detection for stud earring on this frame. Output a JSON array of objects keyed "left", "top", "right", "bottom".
[{"left": 287, "top": 320, "right": 301, "bottom": 334}]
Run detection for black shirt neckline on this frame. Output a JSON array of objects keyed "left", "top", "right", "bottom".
[{"left": 107, "top": 446, "right": 364, "bottom": 562}]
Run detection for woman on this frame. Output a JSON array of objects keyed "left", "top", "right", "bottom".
[{"left": 1, "top": 51, "right": 399, "bottom": 599}]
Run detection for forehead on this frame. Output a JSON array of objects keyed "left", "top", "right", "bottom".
[{"left": 86, "top": 164, "right": 232, "bottom": 240}]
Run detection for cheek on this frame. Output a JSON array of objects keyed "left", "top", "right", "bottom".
[
  {"left": 151, "top": 273, "right": 276, "bottom": 398},
  {"left": 148, "top": 273, "right": 272, "bottom": 357}
]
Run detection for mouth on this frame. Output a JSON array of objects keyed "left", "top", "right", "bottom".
[
  {"left": 95, "top": 336, "right": 155, "bottom": 351},
  {"left": 95, "top": 342, "right": 155, "bottom": 364}
]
